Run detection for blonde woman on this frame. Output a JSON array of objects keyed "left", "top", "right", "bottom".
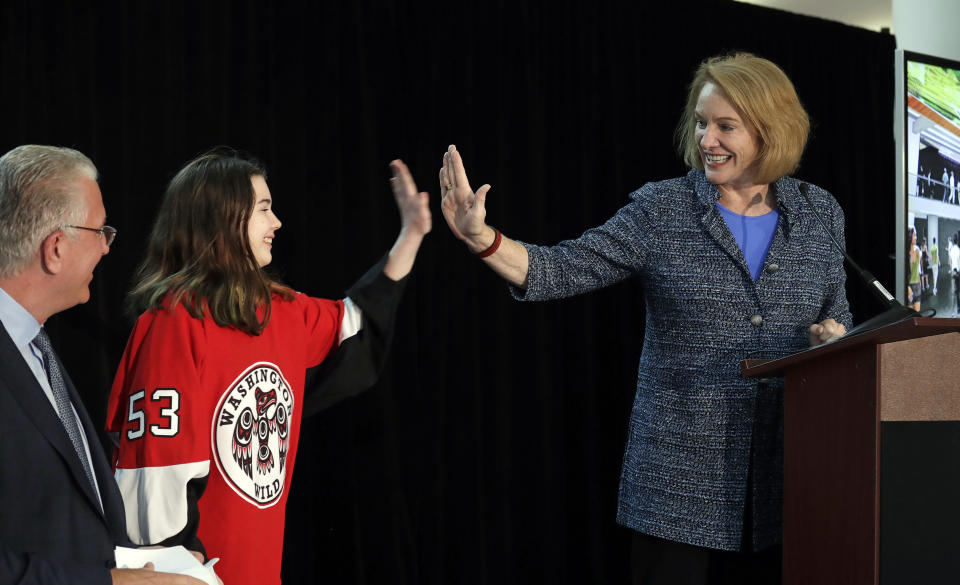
[{"left": 441, "top": 54, "right": 850, "bottom": 584}]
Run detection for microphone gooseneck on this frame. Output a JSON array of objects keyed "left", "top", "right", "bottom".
[{"left": 797, "top": 183, "right": 919, "bottom": 337}]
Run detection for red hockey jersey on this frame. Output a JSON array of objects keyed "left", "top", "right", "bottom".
[{"left": 107, "top": 292, "right": 347, "bottom": 585}]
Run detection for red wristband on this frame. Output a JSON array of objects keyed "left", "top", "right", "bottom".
[{"left": 477, "top": 228, "right": 502, "bottom": 258}]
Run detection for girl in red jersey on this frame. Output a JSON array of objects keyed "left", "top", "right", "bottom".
[{"left": 106, "top": 150, "right": 430, "bottom": 585}]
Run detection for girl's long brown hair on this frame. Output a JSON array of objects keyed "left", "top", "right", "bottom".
[{"left": 128, "top": 149, "right": 293, "bottom": 335}]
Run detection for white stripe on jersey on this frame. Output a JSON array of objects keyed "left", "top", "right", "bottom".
[
  {"left": 339, "top": 297, "right": 363, "bottom": 343},
  {"left": 115, "top": 461, "right": 210, "bottom": 544}
]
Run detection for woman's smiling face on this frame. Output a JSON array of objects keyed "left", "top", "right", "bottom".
[
  {"left": 247, "top": 175, "right": 281, "bottom": 268},
  {"left": 695, "top": 81, "right": 762, "bottom": 191}
]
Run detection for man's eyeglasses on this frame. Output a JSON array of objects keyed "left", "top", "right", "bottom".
[{"left": 65, "top": 225, "right": 118, "bottom": 247}]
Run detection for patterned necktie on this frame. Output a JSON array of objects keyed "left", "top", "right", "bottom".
[{"left": 32, "top": 329, "right": 98, "bottom": 494}]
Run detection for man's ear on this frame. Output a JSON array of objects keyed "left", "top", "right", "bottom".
[{"left": 39, "top": 230, "right": 66, "bottom": 275}]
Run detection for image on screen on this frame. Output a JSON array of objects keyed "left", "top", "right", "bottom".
[{"left": 904, "top": 51, "right": 960, "bottom": 318}]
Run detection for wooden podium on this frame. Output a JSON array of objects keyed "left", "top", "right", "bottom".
[{"left": 741, "top": 318, "right": 960, "bottom": 585}]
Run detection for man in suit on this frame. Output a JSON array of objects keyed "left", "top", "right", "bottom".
[{"left": 0, "top": 145, "right": 202, "bottom": 585}]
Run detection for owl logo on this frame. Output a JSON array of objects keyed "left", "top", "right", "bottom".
[
  {"left": 230, "top": 387, "right": 290, "bottom": 479},
  {"left": 212, "top": 362, "right": 294, "bottom": 508}
]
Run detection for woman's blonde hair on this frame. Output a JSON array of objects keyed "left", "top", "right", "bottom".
[{"left": 676, "top": 53, "right": 810, "bottom": 185}]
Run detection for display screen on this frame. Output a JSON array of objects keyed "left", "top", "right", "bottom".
[{"left": 904, "top": 51, "right": 960, "bottom": 317}]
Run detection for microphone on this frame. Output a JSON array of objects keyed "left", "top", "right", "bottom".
[{"left": 797, "top": 183, "right": 919, "bottom": 337}]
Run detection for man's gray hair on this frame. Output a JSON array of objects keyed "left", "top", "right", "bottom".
[{"left": 0, "top": 145, "right": 98, "bottom": 278}]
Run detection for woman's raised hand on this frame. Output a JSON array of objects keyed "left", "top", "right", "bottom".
[{"left": 440, "top": 145, "right": 492, "bottom": 250}]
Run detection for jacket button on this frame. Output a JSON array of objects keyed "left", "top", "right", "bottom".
[
  {"left": 750, "top": 314, "right": 763, "bottom": 327},
  {"left": 765, "top": 263, "right": 779, "bottom": 273}
]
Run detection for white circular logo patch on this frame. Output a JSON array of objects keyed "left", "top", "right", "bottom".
[{"left": 212, "top": 362, "right": 294, "bottom": 508}]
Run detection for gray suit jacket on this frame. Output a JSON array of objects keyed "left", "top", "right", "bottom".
[
  {"left": 515, "top": 170, "right": 853, "bottom": 550},
  {"left": 0, "top": 322, "right": 128, "bottom": 585}
]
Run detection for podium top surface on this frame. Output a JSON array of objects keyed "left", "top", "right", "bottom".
[{"left": 740, "top": 317, "right": 960, "bottom": 377}]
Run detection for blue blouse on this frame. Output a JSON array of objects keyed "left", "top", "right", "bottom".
[{"left": 715, "top": 202, "right": 779, "bottom": 281}]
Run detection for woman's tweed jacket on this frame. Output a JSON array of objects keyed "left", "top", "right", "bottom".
[{"left": 513, "top": 170, "right": 853, "bottom": 551}]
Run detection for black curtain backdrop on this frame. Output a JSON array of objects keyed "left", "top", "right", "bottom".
[{"left": 0, "top": 2, "right": 895, "bottom": 584}]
